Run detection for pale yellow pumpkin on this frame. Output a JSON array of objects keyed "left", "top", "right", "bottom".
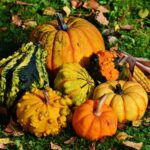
[{"left": 93, "top": 80, "right": 148, "bottom": 122}]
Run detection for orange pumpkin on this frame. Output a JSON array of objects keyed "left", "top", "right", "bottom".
[
  {"left": 30, "top": 13, "right": 105, "bottom": 74},
  {"left": 72, "top": 95, "right": 118, "bottom": 140}
]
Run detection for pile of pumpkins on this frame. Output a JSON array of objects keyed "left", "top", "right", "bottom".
[{"left": 0, "top": 13, "right": 149, "bottom": 141}]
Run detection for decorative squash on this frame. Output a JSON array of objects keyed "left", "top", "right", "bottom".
[
  {"left": 16, "top": 87, "right": 72, "bottom": 137},
  {"left": 93, "top": 80, "right": 148, "bottom": 122},
  {"left": 88, "top": 50, "right": 129, "bottom": 83},
  {"left": 72, "top": 95, "right": 118, "bottom": 141},
  {"left": 0, "top": 42, "right": 49, "bottom": 108},
  {"left": 30, "top": 13, "right": 105, "bottom": 75},
  {"left": 54, "top": 63, "right": 95, "bottom": 106}
]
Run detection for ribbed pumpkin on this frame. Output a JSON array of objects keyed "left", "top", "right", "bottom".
[
  {"left": 16, "top": 87, "right": 72, "bottom": 137},
  {"left": 72, "top": 95, "right": 118, "bottom": 140},
  {"left": 88, "top": 50, "right": 129, "bottom": 83},
  {"left": 0, "top": 42, "right": 49, "bottom": 108},
  {"left": 93, "top": 80, "right": 148, "bottom": 122},
  {"left": 30, "top": 13, "right": 105, "bottom": 74},
  {"left": 54, "top": 63, "right": 95, "bottom": 106}
]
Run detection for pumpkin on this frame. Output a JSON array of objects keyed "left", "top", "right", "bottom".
[
  {"left": 54, "top": 63, "right": 95, "bottom": 106},
  {"left": 72, "top": 95, "right": 118, "bottom": 140},
  {"left": 30, "top": 13, "right": 105, "bottom": 75},
  {"left": 16, "top": 87, "right": 72, "bottom": 137},
  {"left": 93, "top": 80, "right": 148, "bottom": 122},
  {"left": 88, "top": 50, "right": 129, "bottom": 83},
  {"left": 0, "top": 42, "right": 49, "bottom": 108}
]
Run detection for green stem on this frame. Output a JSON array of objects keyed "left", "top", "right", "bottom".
[{"left": 55, "top": 13, "right": 68, "bottom": 31}]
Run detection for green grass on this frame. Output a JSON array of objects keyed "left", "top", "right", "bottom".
[{"left": 0, "top": 0, "right": 150, "bottom": 149}]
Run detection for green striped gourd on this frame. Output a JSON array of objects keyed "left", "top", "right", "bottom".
[{"left": 0, "top": 42, "right": 49, "bottom": 108}]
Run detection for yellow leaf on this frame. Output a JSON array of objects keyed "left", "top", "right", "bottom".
[
  {"left": 22, "top": 20, "right": 37, "bottom": 29},
  {"left": 63, "top": 6, "right": 71, "bottom": 17},
  {"left": 132, "top": 120, "right": 142, "bottom": 127},
  {"left": 122, "top": 141, "right": 143, "bottom": 150},
  {"left": 43, "top": 7, "right": 56, "bottom": 16},
  {"left": 138, "top": 8, "right": 149, "bottom": 19},
  {"left": 116, "top": 132, "right": 133, "bottom": 141},
  {"left": 0, "top": 138, "right": 13, "bottom": 144},
  {"left": 50, "top": 142, "right": 62, "bottom": 150}
]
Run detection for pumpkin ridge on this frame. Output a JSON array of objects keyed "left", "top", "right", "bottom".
[{"left": 121, "top": 95, "right": 127, "bottom": 122}]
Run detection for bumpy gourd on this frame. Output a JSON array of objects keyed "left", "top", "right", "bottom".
[
  {"left": 0, "top": 42, "right": 49, "bottom": 108},
  {"left": 93, "top": 80, "right": 148, "bottom": 122},
  {"left": 89, "top": 50, "right": 129, "bottom": 83},
  {"left": 30, "top": 13, "right": 105, "bottom": 75},
  {"left": 54, "top": 63, "right": 95, "bottom": 106},
  {"left": 72, "top": 95, "right": 118, "bottom": 140},
  {"left": 16, "top": 87, "right": 72, "bottom": 137}
]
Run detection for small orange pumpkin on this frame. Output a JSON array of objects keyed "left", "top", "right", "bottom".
[{"left": 72, "top": 95, "right": 118, "bottom": 140}]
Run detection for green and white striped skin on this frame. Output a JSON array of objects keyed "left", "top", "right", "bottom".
[{"left": 0, "top": 42, "right": 49, "bottom": 108}]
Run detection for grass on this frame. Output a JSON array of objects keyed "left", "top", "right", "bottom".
[{"left": 0, "top": 0, "right": 150, "bottom": 149}]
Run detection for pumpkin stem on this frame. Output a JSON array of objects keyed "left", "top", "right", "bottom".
[
  {"left": 55, "top": 13, "right": 68, "bottom": 31},
  {"left": 115, "top": 83, "right": 123, "bottom": 95},
  {"left": 94, "top": 94, "right": 107, "bottom": 116},
  {"left": 43, "top": 90, "right": 49, "bottom": 104}
]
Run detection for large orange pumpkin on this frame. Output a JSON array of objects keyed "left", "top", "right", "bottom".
[
  {"left": 72, "top": 95, "right": 118, "bottom": 141},
  {"left": 30, "top": 13, "right": 105, "bottom": 74},
  {"left": 93, "top": 80, "right": 148, "bottom": 123}
]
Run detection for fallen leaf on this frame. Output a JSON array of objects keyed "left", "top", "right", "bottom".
[
  {"left": 71, "top": 0, "right": 82, "bottom": 9},
  {"left": 0, "top": 27, "right": 7, "bottom": 32},
  {"left": 43, "top": 7, "right": 56, "bottom": 16},
  {"left": 50, "top": 142, "right": 62, "bottom": 150},
  {"left": 144, "top": 117, "right": 150, "bottom": 123},
  {"left": 95, "top": 12, "right": 109, "bottom": 26},
  {"left": 138, "top": 8, "right": 149, "bottom": 19},
  {"left": 117, "top": 122, "right": 126, "bottom": 129},
  {"left": 89, "top": 143, "right": 96, "bottom": 150},
  {"left": 63, "top": 6, "right": 71, "bottom": 17},
  {"left": 22, "top": 20, "right": 37, "bottom": 29},
  {"left": 120, "top": 24, "right": 134, "bottom": 30},
  {"left": 83, "top": 0, "right": 99, "bottom": 10},
  {"left": 0, "top": 138, "right": 13, "bottom": 144},
  {"left": 97, "top": 5, "right": 109, "bottom": 13},
  {"left": 16, "top": 0, "right": 33, "bottom": 6},
  {"left": 108, "top": 36, "right": 118, "bottom": 45},
  {"left": 64, "top": 136, "right": 76, "bottom": 144},
  {"left": 0, "top": 143, "right": 6, "bottom": 149},
  {"left": 122, "top": 141, "right": 143, "bottom": 150},
  {"left": 116, "top": 132, "right": 133, "bottom": 141},
  {"left": 132, "top": 120, "right": 142, "bottom": 127},
  {"left": 99, "top": 137, "right": 106, "bottom": 143},
  {"left": 11, "top": 15, "right": 22, "bottom": 26}
]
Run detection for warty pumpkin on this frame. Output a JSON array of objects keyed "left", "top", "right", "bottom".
[
  {"left": 30, "top": 13, "right": 105, "bottom": 75},
  {"left": 16, "top": 87, "right": 72, "bottom": 137},
  {"left": 93, "top": 80, "right": 148, "bottom": 123},
  {"left": 72, "top": 95, "right": 118, "bottom": 141},
  {"left": 88, "top": 50, "right": 129, "bottom": 83},
  {"left": 0, "top": 42, "right": 49, "bottom": 108},
  {"left": 54, "top": 63, "right": 95, "bottom": 106}
]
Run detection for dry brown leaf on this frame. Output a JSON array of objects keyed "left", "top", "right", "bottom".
[
  {"left": 0, "top": 27, "right": 7, "bottom": 32},
  {"left": 50, "top": 142, "right": 62, "bottom": 150},
  {"left": 122, "top": 141, "right": 143, "bottom": 150},
  {"left": 16, "top": 0, "right": 33, "bottom": 6},
  {"left": 120, "top": 25, "right": 134, "bottom": 30},
  {"left": 63, "top": 6, "right": 71, "bottom": 17},
  {"left": 97, "top": 5, "right": 109, "bottom": 13},
  {"left": 43, "top": 7, "right": 56, "bottom": 16},
  {"left": 89, "top": 143, "right": 96, "bottom": 150},
  {"left": 95, "top": 12, "right": 109, "bottom": 26},
  {"left": 64, "top": 136, "right": 76, "bottom": 144},
  {"left": 11, "top": 15, "right": 22, "bottom": 26},
  {"left": 108, "top": 36, "right": 118, "bottom": 45},
  {"left": 83, "top": 0, "right": 99, "bottom": 10},
  {"left": 22, "top": 20, "right": 37, "bottom": 29},
  {"left": 138, "top": 8, "right": 149, "bottom": 19},
  {"left": 71, "top": 0, "right": 82, "bottom": 9},
  {"left": 116, "top": 132, "right": 133, "bottom": 141},
  {"left": 144, "top": 117, "right": 150, "bottom": 123},
  {"left": 0, "top": 143, "right": 6, "bottom": 149},
  {"left": 132, "top": 120, "right": 142, "bottom": 127}
]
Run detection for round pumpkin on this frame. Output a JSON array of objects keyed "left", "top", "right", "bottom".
[
  {"left": 16, "top": 87, "right": 72, "bottom": 137},
  {"left": 88, "top": 50, "right": 129, "bottom": 83},
  {"left": 54, "top": 63, "right": 95, "bottom": 106},
  {"left": 93, "top": 80, "right": 148, "bottom": 122},
  {"left": 72, "top": 95, "right": 118, "bottom": 140},
  {"left": 30, "top": 13, "right": 105, "bottom": 74}
]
